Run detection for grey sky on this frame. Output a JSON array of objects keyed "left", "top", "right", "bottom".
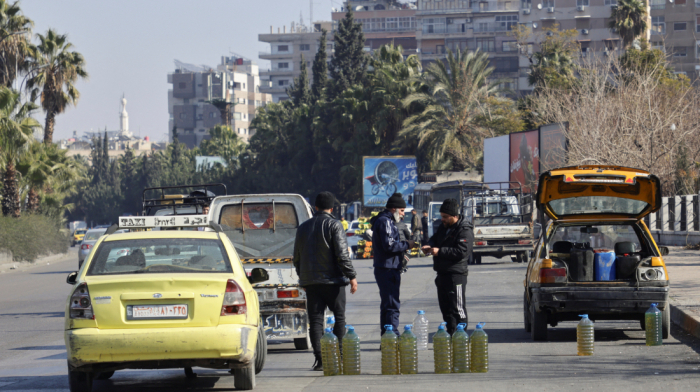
[{"left": 21, "top": 0, "right": 339, "bottom": 142}]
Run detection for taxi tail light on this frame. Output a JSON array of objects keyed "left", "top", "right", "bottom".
[
  {"left": 69, "top": 283, "right": 94, "bottom": 319},
  {"left": 540, "top": 267, "right": 567, "bottom": 284},
  {"left": 277, "top": 289, "right": 299, "bottom": 298},
  {"left": 81, "top": 244, "right": 92, "bottom": 251},
  {"left": 475, "top": 241, "right": 486, "bottom": 246},
  {"left": 221, "top": 279, "right": 247, "bottom": 316}
]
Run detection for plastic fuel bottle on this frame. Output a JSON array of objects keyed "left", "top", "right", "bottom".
[
  {"left": 399, "top": 325, "right": 418, "bottom": 374},
  {"left": 433, "top": 323, "right": 452, "bottom": 374},
  {"left": 645, "top": 303, "right": 663, "bottom": 346},
  {"left": 320, "top": 328, "right": 341, "bottom": 376},
  {"left": 577, "top": 314, "right": 595, "bottom": 356},
  {"left": 452, "top": 323, "right": 470, "bottom": 373},
  {"left": 470, "top": 323, "right": 488, "bottom": 373},
  {"left": 413, "top": 310, "right": 429, "bottom": 351},
  {"left": 327, "top": 315, "right": 335, "bottom": 331},
  {"left": 342, "top": 325, "right": 361, "bottom": 375},
  {"left": 381, "top": 325, "right": 400, "bottom": 375}
]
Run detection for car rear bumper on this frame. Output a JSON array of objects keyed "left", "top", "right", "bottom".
[
  {"left": 473, "top": 244, "right": 532, "bottom": 255},
  {"left": 532, "top": 286, "right": 669, "bottom": 316},
  {"left": 65, "top": 324, "right": 256, "bottom": 370}
]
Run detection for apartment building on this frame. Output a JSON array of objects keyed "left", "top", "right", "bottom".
[
  {"left": 331, "top": 0, "right": 418, "bottom": 54},
  {"left": 650, "top": 0, "right": 700, "bottom": 78},
  {"left": 258, "top": 21, "right": 333, "bottom": 102},
  {"left": 167, "top": 57, "right": 272, "bottom": 148},
  {"left": 416, "top": 0, "right": 522, "bottom": 93}
]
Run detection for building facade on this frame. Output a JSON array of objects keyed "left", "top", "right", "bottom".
[
  {"left": 650, "top": 0, "right": 700, "bottom": 78},
  {"left": 167, "top": 56, "right": 272, "bottom": 147}
]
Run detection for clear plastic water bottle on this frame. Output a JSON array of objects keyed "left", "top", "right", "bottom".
[
  {"left": 327, "top": 315, "right": 335, "bottom": 331},
  {"left": 452, "top": 323, "right": 470, "bottom": 373},
  {"left": 399, "top": 325, "right": 418, "bottom": 375},
  {"left": 645, "top": 303, "right": 663, "bottom": 346},
  {"left": 433, "top": 323, "right": 452, "bottom": 374},
  {"left": 381, "top": 325, "right": 399, "bottom": 375},
  {"left": 577, "top": 314, "right": 594, "bottom": 356},
  {"left": 413, "top": 310, "right": 429, "bottom": 351},
  {"left": 342, "top": 325, "right": 361, "bottom": 375},
  {"left": 320, "top": 327, "right": 341, "bottom": 376},
  {"left": 470, "top": 323, "right": 488, "bottom": 373}
]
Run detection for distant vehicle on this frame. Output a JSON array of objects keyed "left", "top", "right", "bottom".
[
  {"left": 71, "top": 229, "right": 88, "bottom": 247},
  {"left": 346, "top": 220, "right": 361, "bottom": 254},
  {"left": 414, "top": 181, "right": 486, "bottom": 239},
  {"left": 78, "top": 228, "right": 108, "bottom": 268}
]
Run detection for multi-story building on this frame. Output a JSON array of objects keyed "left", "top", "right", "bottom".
[
  {"left": 416, "top": 0, "right": 521, "bottom": 93},
  {"left": 258, "top": 21, "right": 333, "bottom": 102},
  {"left": 650, "top": 0, "right": 700, "bottom": 78},
  {"left": 167, "top": 56, "right": 272, "bottom": 147}
]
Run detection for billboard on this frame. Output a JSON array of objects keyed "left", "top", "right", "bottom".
[
  {"left": 539, "top": 123, "right": 567, "bottom": 172},
  {"left": 509, "top": 130, "right": 539, "bottom": 193},
  {"left": 484, "top": 135, "right": 510, "bottom": 184},
  {"left": 363, "top": 156, "right": 417, "bottom": 208}
]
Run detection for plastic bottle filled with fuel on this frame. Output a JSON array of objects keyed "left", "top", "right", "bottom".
[
  {"left": 645, "top": 303, "right": 663, "bottom": 346},
  {"left": 470, "top": 323, "right": 488, "bottom": 373},
  {"left": 399, "top": 324, "right": 418, "bottom": 374},
  {"left": 452, "top": 323, "right": 470, "bottom": 373},
  {"left": 342, "top": 325, "right": 361, "bottom": 375},
  {"left": 433, "top": 323, "right": 452, "bottom": 374},
  {"left": 577, "top": 314, "right": 594, "bottom": 356},
  {"left": 320, "top": 327, "right": 341, "bottom": 376},
  {"left": 413, "top": 310, "right": 429, "bottom": 351},
  {"left": 381, "top": 325, "right": 399, "bottom": 375}
]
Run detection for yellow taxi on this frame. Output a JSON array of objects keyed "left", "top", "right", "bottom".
[
  {"left": 64, "top": 216, "right": 269, "bottom": 392},
  {"left": 524, "top": 165, "right": 670, "bottom": 341},
  {"left": 72, "top": 229, "right": 87, "bottom": 247}
]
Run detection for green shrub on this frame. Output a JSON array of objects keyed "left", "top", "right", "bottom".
[{"left": 0, "top": 214, "right": 69, "bottom": 262}]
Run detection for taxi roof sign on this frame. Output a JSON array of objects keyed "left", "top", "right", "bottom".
[{"left": 118, "top": 215, "right": 209, "bottom": 229}]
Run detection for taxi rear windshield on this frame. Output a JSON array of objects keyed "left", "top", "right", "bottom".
[
  {"left": 549, "top": 196, "right": 648, "bottom": 216},
  {"left": 219, "top": 203, "right": 299, "bottom": 259},
  {"left": 86, "top": 238, "right": 232, "bottom": 275}
]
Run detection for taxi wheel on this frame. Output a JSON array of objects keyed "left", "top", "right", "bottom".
[
  {"left": 530, "top": 303, "right": 548, "bottom": 341},
  {"left": 523, "top": 292, "right": 532, "bottom": 333},
  {"left": 255, "top": 323, "right": 267, "bottom": 374},
  {"left": 475, "top": 255, "right": 482, "bottom": 265},
  {"left": 233, "top": 363, "right": 255, "bottom": 390},
  {"left": 519, "top": 252, "right": 529, "bottom": 263},
  {"left": 67, "top": 364, "right": 93, "bottom": 392},
  {"left": 294, "top": 334, "right": 311, "bottom": 350},
  {"left": 662, "top": 307, "right": 670, "bottom": 339},
  {"left": 95, "top": 371, "right": 114, "bottom": 380},
  {"left": 184, "top": 367, "right": 197, "bottom": 379}
]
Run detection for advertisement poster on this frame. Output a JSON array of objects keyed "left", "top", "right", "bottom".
[
  {"left": 509, "top": 130, "right": 539, "bottom": 193},
  {"left": 539, "top": 123, "right": 567, "bottom": 171},
  {"left": 363, "top": 156, "right": 417, "bottom": 208}
]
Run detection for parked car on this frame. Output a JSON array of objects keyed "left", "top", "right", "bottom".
[
  {"left": 346, "top": 220, "right": 362, "bottom": 254},
  {"left": 78, "top": 228, "right": 107, "bottom": 268},
  {"left": 524, "top": 165, "right": 670, "bottom": 341},
  {"left": 71, "top": 229, "right": 88, "bottom": 247}
]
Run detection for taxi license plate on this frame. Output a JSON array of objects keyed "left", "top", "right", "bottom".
[{"left": 126, "top": 304, "right": 188, "bottom": 320}]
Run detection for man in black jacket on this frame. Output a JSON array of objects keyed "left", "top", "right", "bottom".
[
  {"left": 421, "top": 210, "right": 430, "bottom": 243},
  {"left": 422, "top": 198, "right": 473, "bottom": 334},
  {"left": 293, "top": 192, "right": 358, "bottom": 371}
]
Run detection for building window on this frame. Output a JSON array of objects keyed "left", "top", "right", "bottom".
[
  {"left": 233, "top": 113, "right": 242, "bottom": 120},
  {"left": 502, "top": 41, "right": 518, "bottom": 52},
  {"left": 697, "top": 16, "right": 700, "bottom": 33},
  {"left": 652, "top": 16, "right": 665, "bottom": 34},
  {"left": 208, "top": 112, "right": 215, "bottom": 118},
  {"left": 650, "top": 0, "right": 664, "bottom": 9},
  {"left": 674, "top": 47, "right": 687, "bottom": 57},
  {"left": 522, "top": 0, "right": 531, "bottom": 8},
  {"left": 676, "top": 0, "right": 686, "bottom": 4},
  {"left": 423, "top": 18, "right": 446, "bottom": 34},
  {"left": 179, "top": 113, "right": 187, "bottom": 119},
  {"left": 199, "top": 129, "right": 205, "bottom": 133},
  {"left": 476, "top": 37, "right": 496, "bottom": 52},
  {"left": 604, "top": 0, "right": 617, "bottom": 4},
  {"left": 577, "top": 0, "right": 589, "bottom": 5},
  {"left": 178, "top": 82, "right": 187, "bottom": 89},
  {"left": 183, "top": 98, "right": 189, "bottom": 104},
  {"left": 496, "top": 15, "right": 518, "bottom": 30},
  {"left": 300, "top": 44, "right": 310, "bottom": 51},
  {"left": 278, "top": 79, "right": 289, "bottom": 86},
  {"left": 543, "top": 0, "right": 554, "bottom": 7},
  {"left": 675, "top": 22, "right": 687, "bottom": 31},
  {"left": 278, "top": 62, "right": 289, "bottom": 69},
  {"left": 278, "top": 45, "right": 289, "bottom": 52}
]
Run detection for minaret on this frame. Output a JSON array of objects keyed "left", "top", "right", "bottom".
[{"left": 119, "top": 94, "right": 131, "bottom": 138}]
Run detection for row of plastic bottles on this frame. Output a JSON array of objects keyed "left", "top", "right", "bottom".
[
  {"left": 433, "top": 322, "right": 488, "bottom": 374},
  {"left": 320, "top": 325, "right": 361, "bottom": 376}
]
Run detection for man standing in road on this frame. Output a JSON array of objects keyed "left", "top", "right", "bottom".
[
  {"left": 410, "top": 209, "right": 421, "bottom": 242},
  {"left": 293, "top": 191, "right": 358, "bottom": 371},
  {"left": 422, "top": 210, "right": 430, "bottom": 244},
  {"left": 371, "top": 193, "right": 416, "bottom": 335},
  {"left": 421, "top": 198, "right": 473, "bottom": 335}
]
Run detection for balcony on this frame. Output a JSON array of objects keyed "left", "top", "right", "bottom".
[
  {"left": 260, "top": 68, "right": 294, "bottom": 76},
  {"left": 472, "top": 1, "right": 520, "bottom": 12},
  {"left": 258, "top": 51, "right": 293, "bottom": 60},
  {"left": 473, "top": 23, "right": 515, "bottom": 33}
]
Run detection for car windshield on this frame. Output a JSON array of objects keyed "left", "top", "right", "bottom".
[
  {"left": 351, "top": 222, "right": 360, "bottom": 229},
  {"left": 430, "top": 204, "right": 442, "bottom": 221},
  {"left": 87, "top": 238, "right": 232, "bottom": 275},
  {"left": 549, "top": 196, "right": 649, "bottom": 216},
  {"left": 76, "top": 230, "right": 87, "bottom": 235},
  {"left": 84, "top": 230, "right": 106, "bottom": 241},
  {"left": 547, "top": 224, "right": 643, "bottom": 253}
]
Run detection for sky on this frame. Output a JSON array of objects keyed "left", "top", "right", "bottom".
[{"left": 21, "top": 0, "right": 340, "bottom": 143}]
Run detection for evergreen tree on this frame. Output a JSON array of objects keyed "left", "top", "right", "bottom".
[
  {"left": 312, "top": 30, "right": 328, "bottom": 100},
  {"left": 171, "top": 124, "right": 182, "bottom": 165},
  {"left": 287, "top": 54, "right": 311, "bottom": 107},
  {"left": 329, "top": 8, "right": 368, "bottom": 98}
]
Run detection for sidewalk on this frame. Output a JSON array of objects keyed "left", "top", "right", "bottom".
[{"left": 664, "top": 246, "right": 700, "bottom": 339}]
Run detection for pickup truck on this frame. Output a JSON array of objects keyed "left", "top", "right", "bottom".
[
  {"left": 209, "top": 194, "right": 314, "bottom": 349},
  {"left": 462, "top": 186, "right": 535, "bottom": 264}
]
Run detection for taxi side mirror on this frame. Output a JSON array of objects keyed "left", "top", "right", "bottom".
[
  {"left": 248, "top": 268, "right": 269, "bottom": 284},
  {"left": 659, "top": 246, "right": 669, "bottom": 256},
  {"left": 66, "top": 272, "right": 78, "bottom": 285}
]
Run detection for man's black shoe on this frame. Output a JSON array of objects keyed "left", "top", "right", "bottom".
[{"left": 312, "top": 357, "right": 323, "bottom": 371}]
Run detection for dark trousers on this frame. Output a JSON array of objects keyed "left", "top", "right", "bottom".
[
  {"left": 435, "top": 273, "right": 468, "bottom": 335},
  {"left": 305, "top": 284, "right": 346, "bottom": 358},
  {"left": 374, "top": 267, "right": 401, "bottom": 335}
]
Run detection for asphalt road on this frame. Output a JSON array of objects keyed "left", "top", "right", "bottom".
[{"left": 1, "top": 250, "right": 699, "bottom": 391}]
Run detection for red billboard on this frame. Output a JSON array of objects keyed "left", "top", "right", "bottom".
[{"left": 509, "top": 130, "right": 539, "bottom": 193}]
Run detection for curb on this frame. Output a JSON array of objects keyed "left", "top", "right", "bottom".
[{"left": 670, "top": 303, "right": 700, "bottom": 340}]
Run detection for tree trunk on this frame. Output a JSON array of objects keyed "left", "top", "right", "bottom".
[
  {"left": 26, "top": 187, "right": 40, "bottom": 212},
  {"left": 44, "top": 109, "right": 56, "bottom": 145},
  {"left": 2, "top": 161, "right": 21, "bottom": 218}
]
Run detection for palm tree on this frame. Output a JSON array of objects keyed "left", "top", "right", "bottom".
[
  {"left": 527, "top": 28, "right": 578, "bottom": 91},
  {"left": 198, "top": 125, "right": 246, "bottom": 169},
  {"left": 0, "top": 0, "right": 33, "bottom": 88},
  {"left": 26, "top": 29, "right": 87, "bottom": 144},
  {"left": 609, "top": 0, "right": 648, "bottom": 48},
  {"left": 400, "top": 49, "right": 501, "bottom": 171},
  {"left": 0, "top": 87, "right": 41, "bottom": 217}
]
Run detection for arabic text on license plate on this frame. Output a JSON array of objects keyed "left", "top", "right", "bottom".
[{"left": 129, "top": 305, "right": 188, "bottom": 319}]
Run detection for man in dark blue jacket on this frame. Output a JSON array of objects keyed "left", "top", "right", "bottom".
[{"left": 371, "top": 193, "right": 416, "bottom": 335}]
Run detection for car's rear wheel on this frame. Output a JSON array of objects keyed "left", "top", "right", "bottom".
[
  {"left": 233, "top": 363, "right": 255, "bottom": 390},
  {"left": 530, "top": 303, "right": 548, "bottom": 341},
  {"left": 294, "top": 333, "right": 311, "bottom": 350},
  {"left": 662, "top": 306, "right": 670, "bottom": 339},
  {"left": 95, "top": 371, "right": 114, "bottom": 380},
  {"left": 518, "top": 251, "right": 529, "bottom": 263},
  {"left": 184, "top": 367, "right": 197, "bottom": 379},
  {"left": 511, "top": 256, "right": 518, "bottom": 262},
  {"left": 255, "top": 323, "right": 267, "bottom": 374},
  {"left": 475, "top": 255, "right": 482, "bottom": 264},
  {"left": 67, "top": 363, "right": 93, "bottom": 392},
  {"left": 523, "top": 291, "right": 532, "bottom": 333}
]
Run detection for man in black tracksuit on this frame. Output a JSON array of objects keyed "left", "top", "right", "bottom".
[
  {"left": 293, "top": 192, "right": 358, "bottom": 371},
  {"left": 422, "top": 198, "right": 473, "bottom": 335}
]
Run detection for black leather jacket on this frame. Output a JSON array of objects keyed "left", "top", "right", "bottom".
[
  {"left": 427, "top": 215, "right": 473, "bottom": 275},
  {"left": 293, "top": 211, "right": 356, "bottom": 286}
]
